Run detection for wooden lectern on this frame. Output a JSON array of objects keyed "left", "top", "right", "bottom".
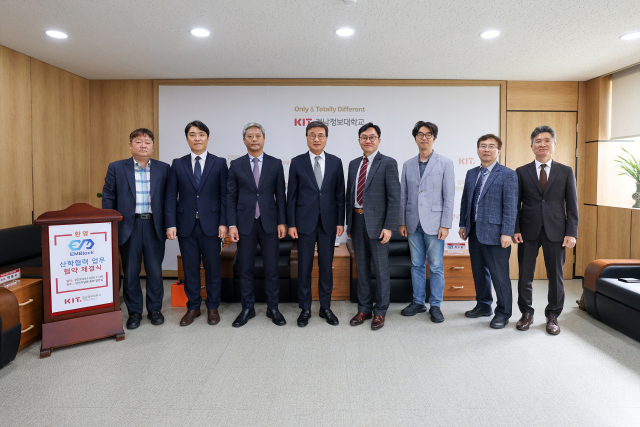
[{"left": 35, "top": 203, "right": 124, "bottom": 358}]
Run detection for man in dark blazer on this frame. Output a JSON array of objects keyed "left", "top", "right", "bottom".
[
  {"left": 287, "top": 121, "right": 345, "bottom": 327},
  {"left": 459, "top": 134, "right": 518, "bottom": 329},
  {"left": 227, "top": 123, "right": 288, "bottom": 327},
  {"left": 346, "top": 122, "right": 400, "bottom": 331},
  {"left": 165, "top": 120, "right": 228, "bottom": 327},
  {"left": 102, "top": 128, "right": 169, "bottom": 330},
  {"left": 513, "top": 125, "right": 578, "bottom": 335}
]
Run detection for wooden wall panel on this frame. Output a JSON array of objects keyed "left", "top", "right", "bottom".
[
  {"left": 505, "top": 111, "right": 577, "bottom": 280},
  {"left": 31, "top": 59, "right": 91, "bottom": 218},
  {"left": 89, "top": 80, "right": 154, "bottom": 208},
  {"left": 581, "top": 76, "right": 612, "bottom": 142},
  {"left": 575, "top": 204, "right": 597, "bottom": 276},
  {"left": 596, "top": 206, "right": 631, "bottom": 259},
  {"left": 630, "top": 209, "right": 640, "bottom": 260},
  {"left": 507, "top": 81, "right": 578, "bottom": 111},
  {"left": 583, "top": 142, "right": 598, "bottom": 205},
  {"left": 0, "top": 45, "right": 32, "bottom": 228}
]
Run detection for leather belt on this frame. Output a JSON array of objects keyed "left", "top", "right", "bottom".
[
  {"left": 135, "top": 213, "right": 152, "bottom": 220},
  {"left": 354, "top": 208, "right": 364, "bottom": 214}
]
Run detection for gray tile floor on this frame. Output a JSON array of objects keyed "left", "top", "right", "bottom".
[{"left": 1, "top": 279, "right": 640, "bottom": 427}]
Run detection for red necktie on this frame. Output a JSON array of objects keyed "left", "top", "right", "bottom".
[{"left": 356, "top": 157, "right": 368, "bottom": 206}]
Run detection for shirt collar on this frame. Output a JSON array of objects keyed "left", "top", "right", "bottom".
[
  {"left": 534, "top": 158, "right": 552, "bottom": 169},
  {"left": 133, "top": 158, "right": 151, "bottom": 169},
  {"left": 309, "top": 151, "right": 325, "bottom": 162},
  {"left": 483, "top": 161, "right": 498, "bottom": 172},
  {"left": 191, "top": 151, "right": 207, "bottom": 161},
  {"left": 249, "top": 152, "right": 264, "bottom": 162},
  {"left": 419, "top": 150, "right": 434, "bottom": 164},
  {"left": 363, "top": 149, "right": 378, "bottom": 162}
]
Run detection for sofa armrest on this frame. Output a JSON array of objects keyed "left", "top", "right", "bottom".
[
  {"left": 0, "top": 288, "right": 20, "bottom": 333},
  {"left": 220, "top": 242, "right": 237, "bottom": 279},
  {"left": 584, "top": 259, "right": 640, "bottom": 292}
]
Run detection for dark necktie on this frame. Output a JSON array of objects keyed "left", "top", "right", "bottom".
[
  {"left": 540, "top": 164, "right": 547, "bottom": 193},
  {"left": 356, "top": 157, "right": 369, "bottom": 206},
  {"left": 194, "top": 156, "right": 202, "bottom": 187},
  {"left": 253, "top": 157, "right": 260, "bottom": 219},
  {"left": 470, "top": 167, "right": 487, "bottom": 223}
]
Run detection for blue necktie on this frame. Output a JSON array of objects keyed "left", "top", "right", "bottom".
[
  {"left": 470, "top": 167, "right": 487, "bottom": 223},
  {"left": 194, "top": 156, "right": 202, "bottom": 187}
]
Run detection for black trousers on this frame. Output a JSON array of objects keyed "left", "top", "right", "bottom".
[
  {"left": 237, "top": 218, "right": 280, "bottom": 310},
  {"left": 119, "top": 217, "right": 165, "bottom": 315},
  {"left": 297, "top": 217, "right": 335, "bottom": 310},
  {"left": 178, "top": 219, "right": 221, "bottom": 311},
  {"left": 517, "top": 227, "right": 566, "bottom": 318}
]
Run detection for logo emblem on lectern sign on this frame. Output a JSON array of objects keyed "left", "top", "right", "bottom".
[{"left": 68, "top": 239, "right": 94, "bottom": 251}]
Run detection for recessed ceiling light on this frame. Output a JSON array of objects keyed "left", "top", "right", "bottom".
[
  {"left": 46, "top": 30, "right": 68, "bottom": 39},
  {"left": 336, "top": 28, "right": 355, "bottom": 37},
  {"left": 190, "top": 28, "right": 211, "bottom": 37},
  {"left": 480, "top": 30, "right": 500, "bottom": 39},
  {"left": 620, "top": 32, "right": 640, "bottom": 41}
]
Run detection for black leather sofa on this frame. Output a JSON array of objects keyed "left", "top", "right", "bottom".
[
  {"left": 583, "top": 259, "right": 640, "bottom": 342},
  {"left": 347, "top": 231, "right": 421, "bottom": 304},
  {"left": 0, "top": 288, "right": 21, "bottom": 369},
  {"left": 0, "top": 224, "right": 43, "bottom": 278}
]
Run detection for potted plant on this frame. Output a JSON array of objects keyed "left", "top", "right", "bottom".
[{"left": 614, "top": 147, "right": 640, "bottom": 208}]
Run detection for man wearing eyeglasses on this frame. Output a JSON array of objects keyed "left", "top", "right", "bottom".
[
  {"left": 346, "top": 122, "right": 400, "bottom": 330},
  {"left": 287, "top": 121, "right": 345, "bottom": 327},
  {"left": 458, "top": 134, "right": 517, "bottom": 329},
  {"left": 398, "top": 121, "right": 455, "bottom": 323}
]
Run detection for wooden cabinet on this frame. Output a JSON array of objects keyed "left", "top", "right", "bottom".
[
  {"left": 309, "top": 244, "right": 351, "bottom": 300},
  {"left": 6, "top": 278, "right": 43, "bottom": 350},
  {"left": 442, "top": 253, "right": 476, "bottom": 300}
]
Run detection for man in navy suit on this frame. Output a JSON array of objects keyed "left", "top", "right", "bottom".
[
  {"left": 165, "top": 120, "right": 228, "bottom": 327},
  {"left": 287, "top": 121, "right": 345, "bottom": 327},
  {"left": 458, "top": 134, "right": 518, "bottom": 329},
  {"left": 227, "top": 123, "right": 288, "bottom": 327},
  {"left": 102, "top": 128, "right": 170, "bottom": 330}
]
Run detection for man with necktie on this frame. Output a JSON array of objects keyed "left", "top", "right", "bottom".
[
  {"left": 165, "top": 120, "right": 228, "bottom": 326},
  {"left": 227, "top": 123, "right": 288, "bottom": 327},
  {"left": 513, "top": 125, "right": 578, "bottom": 335},
  {"left": 459, "top": 134, "right": 518, "bottom": 329},
  {"left": 287, "top": 121, "right": 345, "bottom": 327}
]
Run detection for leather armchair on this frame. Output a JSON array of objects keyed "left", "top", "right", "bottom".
[{"left": 0, "top": 287, "right": 21, "bottom": 369}]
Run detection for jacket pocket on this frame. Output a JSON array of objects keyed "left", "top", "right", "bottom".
[
  {"left": 237, "top": 204, "right": 244, "bottom": 211},
  {"left": 431, "top": 206, "right": 443, "bottom": 212},
  {"left": 270, "top": 201, "right": 276, "bottom": 210},
  {"left": 489, "top": 218, "right": 502, "bottom": 225},
  {"left": 555, "top": 212, "right": 566, "bottom": 219}
]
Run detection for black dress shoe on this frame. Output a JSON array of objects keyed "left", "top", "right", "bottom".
[
  {"left": 232, "top": 308, "right": 256, "bottom": 328},
  {"left": 490, "top": 315, "right": 509, "bottom": 329},
  {"left": 126, "top": 313, "right": 142, "bottom": 330},
  {"left": 297, "top": 309, "right": 311, "bottom": 327},
  {"left": 429, "top": 306, "right": 444, "bottom": 323},
  {"left": 319, "top": 308, "right": 339, "bottom": 326},
  {"left": 266, "top": 308, "right": 286, "bottom": 326},
  {"left": 465, "top": 304, "right": 494, "bottom": 318},
  {"left": 147, "top": 310, "right": 164, "bottom": 326}
]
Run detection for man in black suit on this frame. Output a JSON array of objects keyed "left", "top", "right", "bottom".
[
  {"left": 102, "top": 128, "right": 169, "bottom": 330},
  {"left": 346, "top": 123, "right": 400, "bottom": 331},
  {"left": 165, "top": 120, "right": 228, "bottom": 327},
  {"left": 227, "top": 123, "right": 288, "bottom": 327},
  {"left": 513, "top": 125, "right": 578, "bottom": 335},
  {"left": 287, "top": 121, "right": 345, "bottom": 327}
]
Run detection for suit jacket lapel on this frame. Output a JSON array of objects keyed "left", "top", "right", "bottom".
[
  {"left": 124, "top": 158, "right": 136, "bottom": 200},
  {"left": 302, "top": 152, "right": 320, "bottom": 191},
  {"left": 364, "top": 152, "right": 382, "bottom": 191},
  {"left": 149, "top": 159, "right": 158, "bottom": 199},
  {"left": 542, "top": 161, "right": 558, "bottom": 195},
  {"left": 478, "top": 164, "right": 500, "bottom": 202},
  {"left": 198, "top": 153, "right": 215, "bottom": 188},
  {"left": 182, "top": 155, "right": 198, "bottom": 190},
  {"left": 526, "top": 161, "right": 542, "bottom": 195},
  {"left": 258, "top": 154, "right": 271, "bottom": 189},
  {"left": 420, "top": 151, "right": 438, "bottom": 184},
  {"left": 242, "top": 154, "right": 258, "bottom": 190}
]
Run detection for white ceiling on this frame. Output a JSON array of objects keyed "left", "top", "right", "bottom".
[{"left": 1, "top": 0, "right": 639, "bottom": 81}]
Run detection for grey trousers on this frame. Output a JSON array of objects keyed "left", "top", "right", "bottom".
[{"left": 351, "top": 212, "right": 391, "bottom": 316}]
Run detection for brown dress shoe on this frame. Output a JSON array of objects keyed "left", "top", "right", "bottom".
[
  {"left": 207, "top": 309, "right": 220, "bottom": 325},
  {"left": 371, "top": 315, "right": 385, "bottom": 330},
  {"left": 546, "top": 316, "right": 561, "bottom": 335},
  {"left": 180, "top": 309, "right": 201, "bottom": 326},
  {"left": 516, "top": 313, "right": 534, "bottom": 331},
  {"left": 350, "top": 312, "right": 372, "bottom": 326}
]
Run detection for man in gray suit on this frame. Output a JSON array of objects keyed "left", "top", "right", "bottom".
[
  {"left": 346, "top": 122, "right": 400, "bottom": 330},
  {"left": 399, "top": 121, "right": 455, "bottom": 323},
  {"left": 513, "top": 125, "right": 578, "bottom": 335}
]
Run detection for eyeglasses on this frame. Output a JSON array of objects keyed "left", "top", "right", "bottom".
[
  {"left": 416, "top": 132, "right": 433, "bottom": 139},
  {"left": 307, "top": 133, "right": 326, "bottom": 141},
  {"left": 359, "top": 135, "right": 379, "bottom": 142},
  {"left": 479, "top": 144, "right": 499, "bottom": 150}
]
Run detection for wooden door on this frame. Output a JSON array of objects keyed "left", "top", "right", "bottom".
[{"left": 505, "top": 111, "right": 577, "bottom": 280}]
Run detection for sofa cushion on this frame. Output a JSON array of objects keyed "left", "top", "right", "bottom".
[
  {"left": 596, "top": 278, "right": 640, "bottom": 311},
  {"left": 4, "top": 256, "right": 42, "bottom": 269},
  {"left": 0, "top": 225, "right": 41, "bottom": 267}
]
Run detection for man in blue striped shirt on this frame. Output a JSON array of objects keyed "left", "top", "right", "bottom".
[{"left": 102, "top": 129, "right": 170, "bottom": 330}]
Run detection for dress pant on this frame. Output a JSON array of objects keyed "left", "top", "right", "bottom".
[
  {"left": 468, "top": 225, "right": 512, "bottom": 319},
  {"left": 352, "top": 211, "right": 390, "bottom": 316},
  {"left": 177, "top": 219, "right": 221, "bottom": 311},
  {"left": 517, "top": 227, "right": 566, "bottom": 318},
  {"left": 119, "top": 217, "right": 165, "bottom": 315},
  {"left": 237, "top": 217, "right": 280, "bottom": 310},
  {"left": 297, "top": 215, "right": 335, "bottom": 310}
]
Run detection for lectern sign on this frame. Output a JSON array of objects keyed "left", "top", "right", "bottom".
[{"left": 48, "top": 222, "right": 113, "bottom": 315}]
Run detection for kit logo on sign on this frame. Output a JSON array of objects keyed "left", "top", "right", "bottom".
[{"left": 68, "top": 239, "right": 94, "bottom": 251}]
